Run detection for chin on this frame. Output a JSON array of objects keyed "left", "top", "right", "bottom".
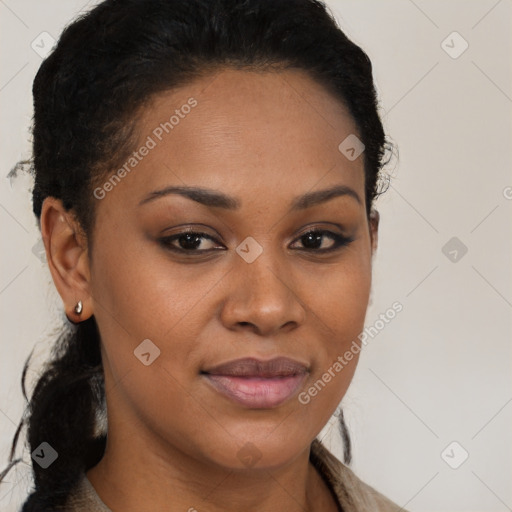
[{"left": 196, "top": 425, "right": 313, "bottom": 472}]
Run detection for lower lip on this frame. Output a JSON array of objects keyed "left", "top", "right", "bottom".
[{"left": 203, "top": 373, "right": 307, "bottom": 409}]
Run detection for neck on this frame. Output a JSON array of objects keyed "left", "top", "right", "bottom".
[{"left": 86, "top": 424, "right": 337, "bottom": 512}]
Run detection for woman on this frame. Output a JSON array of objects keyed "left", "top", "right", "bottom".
[{"left": 1, "top": 0, "right": 405, "bottom": 510}]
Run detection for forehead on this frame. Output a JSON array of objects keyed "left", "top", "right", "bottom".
[{"left": 97, "top": 67, "right": 365, "bottom": 213}]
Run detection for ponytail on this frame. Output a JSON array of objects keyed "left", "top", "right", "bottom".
[{"left": 0, "top": 317, "right": 106, "bottom": 511}]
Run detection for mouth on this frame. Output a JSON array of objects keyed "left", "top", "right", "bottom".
[{"left": 201, "top": 357, "right": 309, "bottom": 409}]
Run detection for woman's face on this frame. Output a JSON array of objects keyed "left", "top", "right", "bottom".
[{"left": 86, "top": 68, "right": 378, "bottom": 470}]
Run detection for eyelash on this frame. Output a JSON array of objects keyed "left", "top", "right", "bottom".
[{"left": 158, "top": 229, "right": 354, "bottom": 255}]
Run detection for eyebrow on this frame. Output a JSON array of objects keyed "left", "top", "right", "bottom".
[{"left": 139, "top": 184, "right": 361, "bottom": 210}]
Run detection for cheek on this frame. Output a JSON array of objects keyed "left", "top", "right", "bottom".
[
  {"left": 88, "top": 230, "right": 228, "bottom": 396},
  {"left": 309, "top": 252, "right": 372, "bottom": 342},
  {"left": 300, "top": 253, "right": 372, "bottom": 407},
  {"left": 88, "top": 239, "right": 216, "bottom": 444},
  {"left": 90, "top": 229, "right": 208, "bottom": 337}
]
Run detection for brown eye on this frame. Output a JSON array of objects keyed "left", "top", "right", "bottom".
[
  {"left": 159, "top": 228, "right": 353, "bottom": 256},
  {"left": 159, "top": 231, "right": 223, "bottom": 253},
  {"left": 291, "top": 230, "right": 353, "bottom": 253}
]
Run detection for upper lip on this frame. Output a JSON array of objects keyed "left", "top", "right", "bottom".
[{"left": 202, "top": 357, "right": 309, "bottom": 378}]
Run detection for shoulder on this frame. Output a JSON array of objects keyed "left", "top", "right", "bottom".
[
  {"left": 310, "top": 439, "right": 409, "bottom": 512},
  {"left": 20, "top": 474, "right": 108, "bottom": 512},
  {"left": 58, "top": 473, "right": 111, "bottom": 512}
]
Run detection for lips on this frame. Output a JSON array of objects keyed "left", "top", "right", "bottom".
[
  {"left": 202, "top": 357, "right": 309, "bottom": 409},
  {"left": 203, "top": 357, "right": 308, "bottom": 378}
]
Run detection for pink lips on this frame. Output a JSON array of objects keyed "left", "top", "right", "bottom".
[{"left": 202, "top": 357, "right": 308, "bottom": 409}]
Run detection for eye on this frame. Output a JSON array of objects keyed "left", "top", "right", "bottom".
[
  {"left": 158, "top": 228, "right": 353, "bottom": 256},
  {"left": 290, "top": 229, "right": 354, "bottom": 253},
  {"left": 159, "top": 230, "right": 224, "bottom": 253}
]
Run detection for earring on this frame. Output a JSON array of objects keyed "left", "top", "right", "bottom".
[{"left": 74, "top": 300, "right": 83, "bottom": 315}]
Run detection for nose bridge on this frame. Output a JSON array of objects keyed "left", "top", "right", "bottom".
[{"left": 221, "top": 239, "right": 305, "bottom": 335}]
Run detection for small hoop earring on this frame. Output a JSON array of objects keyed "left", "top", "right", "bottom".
[{"left": 74, "top": 300, "right": 83, "bottom": 315}]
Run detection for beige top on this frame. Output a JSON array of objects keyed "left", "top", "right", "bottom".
[{"left": 63, "top": 439, "right": 407, "bottom": 511}]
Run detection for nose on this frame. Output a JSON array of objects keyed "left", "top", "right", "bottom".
[{"left": 220, "top": 252, "right": 306, "bottom": 337}]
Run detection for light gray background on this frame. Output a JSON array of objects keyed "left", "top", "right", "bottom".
[{"left": 1, "top": 1, "right": 511, "bottom": 511}]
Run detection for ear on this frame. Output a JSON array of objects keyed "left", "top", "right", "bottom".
[
  {"left": 369, "top": 208, "right": 379, "bottom": 257},
  {"left": 40, "top": 197, "right": 93, "bottom": 323}
]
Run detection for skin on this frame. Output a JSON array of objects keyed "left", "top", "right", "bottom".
[{"left": 41, "top": 67, "right": 379, "bottom": 512}]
